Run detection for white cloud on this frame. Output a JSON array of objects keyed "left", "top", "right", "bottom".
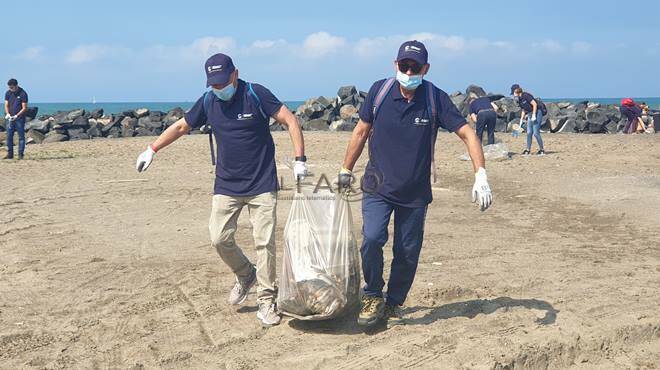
[
  {"left": 532, "top": 40, "right": 564, "bottom": 53},
  {"left": 302, "top": 32, "right": 346, "bottom": 58},
  {"left": 250, "top": 39, "right": 287, "bottom": 49},
  {"left": 185, "top": 37, "right": 235, "bottom": 58},
  {"left": 353, "top": 33, "right": 518, "bottom": 59},
  {"left": 571, "top": 41, "right": 592, "bottom": 54},
  {"left": 17, "top": 46, "right": 44, "bottom": 61},
  {"left": 66, "top": 44, "right": 128, "bottom": 64}
]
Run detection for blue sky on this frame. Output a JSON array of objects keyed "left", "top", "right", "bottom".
[{"left": 2, "top": 0, "right": 659, "bottom": 102}]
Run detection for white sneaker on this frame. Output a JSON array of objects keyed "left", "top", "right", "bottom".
[
  {"left": 257, "top": 301, "right": 281, "bottom": 327},
  {"left": 228, "top": 267, "right": 257, "bottom": 306}
]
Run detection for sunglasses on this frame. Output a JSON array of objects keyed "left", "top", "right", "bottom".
[{"left": 397, "top": 61, "right": 423, "bottom": 74}]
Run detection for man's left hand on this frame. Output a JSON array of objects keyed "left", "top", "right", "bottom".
[
  {"left": 472, "top": 167, "right": 492, "bottom": 211},
  {"left": 293, "top": 160, "right": 308, "bottom": 181},
  {"left": 531, "top": 113, "right": 537, "bottom": 122}
]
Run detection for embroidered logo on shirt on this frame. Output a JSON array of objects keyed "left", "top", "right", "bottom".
[
  {"left": 413, "top": 117, "right": 430, "bottom": 125},
  {"left": 237, "top": 113, "right": 254, "bottom": 120}
]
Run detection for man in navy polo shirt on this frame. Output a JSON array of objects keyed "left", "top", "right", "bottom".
[
  {"left": 4, "top": 78, "right": 28, "bottom": 160},
  {"left": 511, "top": 84, "right": 545, "bottom": 156},
  {"left": 338, "top": 41, "right": 493, "bottom": 327},
  {"left": 135, "top": 53, "right": 307, "bottom": 327},
  {"left": 469, "top": 96, "right": 499, "bottom": 145}
]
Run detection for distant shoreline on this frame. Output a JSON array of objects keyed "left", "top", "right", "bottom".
[{"left": 28, "top": 98, "right": 660, "bottom": 116}]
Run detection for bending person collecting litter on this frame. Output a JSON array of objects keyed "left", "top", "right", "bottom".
[
  {"left": 135, "top": 53, "right": 307, "bottom": 327},
  {"left": 338, "top": 40, "right": 493, "bottom": 328}
]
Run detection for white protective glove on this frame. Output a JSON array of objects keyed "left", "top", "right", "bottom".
[
  {"left": 338, "top": 167, "right": 353, "bottom": 190},
  {"left": 4, "top": 113, "right": 10, "bottom": 120},
  {"left": 472, "top": 167, "right": 492, "bottom": 211},
  {"left": 531, "top": 113, "right": 537, "bottom": 122},
  {"left": 293, "top": 160, "right": 308, "bottom": 181},
  {"left": 136, "top": 145, "right": 156, "bottom": 172},
  {"left": 10, "top": 115, "right": 17, "bottom": 121}
]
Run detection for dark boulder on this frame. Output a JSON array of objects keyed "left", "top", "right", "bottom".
[
  {"left": 134, "top": 108, "right": 150, "bottom": 118},
  {"left": 138, "top": 116, "right": 163, "bottom": 130},
  {"left": 26, "top": 129, "right": 45, "bottom": 144},
  {"left": 121, "top": 117, "right": 137, "bottom": 137},
  {"left": 164, "top": 108, "right": 184, "bottom": 126},
  {"left": 25, "top": 118, "right": 51, "bottom": 133},
  {"left": 329, "top": 119, "right": 356, "bottom": 132},
  {"left": 71, "top": 116, "right": 90, "bottom": 129},
  {"left": 90, "top": 108, "right": 104, "bottom": 119},
  {"left": 86, "top": 123, "right": 103, "bottom": 138},
  {"left": 337, "top": 86, "right": 357, "bottom": 100},
  {"left": 25, "top": 106, "right": 39, "bottom": 121},
  {"left": 135, "top": 127, "right": 157, "bottom": 137},
  {"left": 66, "top": 109, "right": 85, "bottom": 121},
  {"left": 42, "top": 132, "right": 69, "bottom": 143},
  {"left": 575, "top": 119, "right": 589, "bottom": 132},
  {"left": 586, "top": 109, "right": 609, "bottom": 133},
  {"left": 558, "top": 118, "right": 578, "bottom": 133},
  {"left": 101, "top": 115, "right": 123, "bottom": 134},
  {"left": 302, "top": 118, "right": 329, "bottom": 131},
  {"left": 465, "top": 85, "right": 487, "bottom": 98}
]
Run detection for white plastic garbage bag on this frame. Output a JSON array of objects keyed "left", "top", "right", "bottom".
[
  {"left": 278, "top": 187, "right": 360, "bottom": 320},
  {"left": 460, "top": 142, "right": 511, "bottom": 162}
]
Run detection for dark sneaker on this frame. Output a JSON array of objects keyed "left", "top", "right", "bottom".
[
  {"left": 357, "top": 296, "right": 385, "bottom": 327},
  {"left": 521, "top": 149, "right": 531, "bottom": 156},
  {"left": 18, "top": 154, "right": 24, "bottom": 160},
  {"left": 536, "top": 150, "right": 545, "bottom": 156},
  {"left": 384, "top": 304, "right": 406, "bottom": 328},
  {"left": 228, "top": 267, "right": 257, "bottom": 306},
  {"left": 256, "top": 301, "right": 281, "bottom": 327}
]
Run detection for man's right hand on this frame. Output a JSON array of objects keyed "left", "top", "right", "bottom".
[
  {"left": 136, "top": 145, "right": 156, "bottom": 172},
  {"left": 4, "top": 114, "right": 11, "bottom": 121},
  {"left": 338, "top": 167, "right": 353, "bottom": 190}
]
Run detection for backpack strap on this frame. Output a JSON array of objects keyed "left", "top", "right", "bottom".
[
  {"left": 247, "top": 83, "right": 267, "bottom": 119},
  {"left": 202, "top": 91, "right": 216, "bottom": 165},
  {"left": 372, "top": 78, "right": 396, "bottom": 119},
  {"left": 424, "top": 80, "right": 439, "bottom": 183}
]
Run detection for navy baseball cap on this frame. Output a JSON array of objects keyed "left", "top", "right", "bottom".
[
  {"left": 510, "top": 84, "right": 521, "bottom": 95},
  {"left": 397, "top": 40, "right": 428, "bottom": 65},
  {"left": 205, "top": 53, "right": 235, "bottom": 87}
]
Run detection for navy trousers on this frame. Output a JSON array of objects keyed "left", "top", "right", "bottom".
[{"left": 360, "top": 193, "right": 427, "bottom": 306}]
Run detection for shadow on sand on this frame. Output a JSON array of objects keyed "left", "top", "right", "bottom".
[{"left": 287, "top": 297, "right": 558, "bottom": 335}]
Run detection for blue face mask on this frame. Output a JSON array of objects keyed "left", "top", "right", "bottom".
[
  {"left": 212, "top": 83, "right": 236, "bottom": 101},
  {"left": 396, "top": 70, "right": 423, "bottom": 90}
]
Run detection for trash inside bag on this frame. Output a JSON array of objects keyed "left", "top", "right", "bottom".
[
  {"left": 278, "top": 187, "right": 360, "bottom": 320},
  {"left": 460, "top": 142, "right": 511, "bottom": 162}
]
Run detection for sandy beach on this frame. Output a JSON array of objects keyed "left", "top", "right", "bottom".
[{"left": 1, "top": 132, "right": 659, "bottom": 369}]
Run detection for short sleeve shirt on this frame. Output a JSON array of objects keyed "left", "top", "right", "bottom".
[
  {"left": 184, "top": 79, "right": 283, "bottom": 196},
  {"left": 517, "top": 92, "right": 536, "bottom": 113},
  {"left": 358, "top": 79, "right": 466, "bottom": 207},
  {"left": 5, "top": 88, "right": 28, "bottom": 116}
]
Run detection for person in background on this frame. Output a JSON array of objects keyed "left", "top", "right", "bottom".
[
  {"left": 620, "top": 98, "right": 644, "bottom": 134},
  {"left": 4, "top": 78, "right": 28, "bottom": 160},
  {"left": 639, "top": 103, "right": 655, "bottom": 133},
  {"left": 469, "top": 96, "right": 499, "bottom": 145},
  {"left": 511, "top": 84, "right": 546, "bottom": 156}
]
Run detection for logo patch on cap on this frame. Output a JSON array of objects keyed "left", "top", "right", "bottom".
[
  {"left": 405, "top": 45, "right": 422, "bottom": 53},
  {"left": 207, "top": 65, "right": 223, "bottom": 73}
]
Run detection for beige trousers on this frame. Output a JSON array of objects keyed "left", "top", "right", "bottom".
[{"left": 209, "top": 192, "right": 277, "bottom": 303}]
